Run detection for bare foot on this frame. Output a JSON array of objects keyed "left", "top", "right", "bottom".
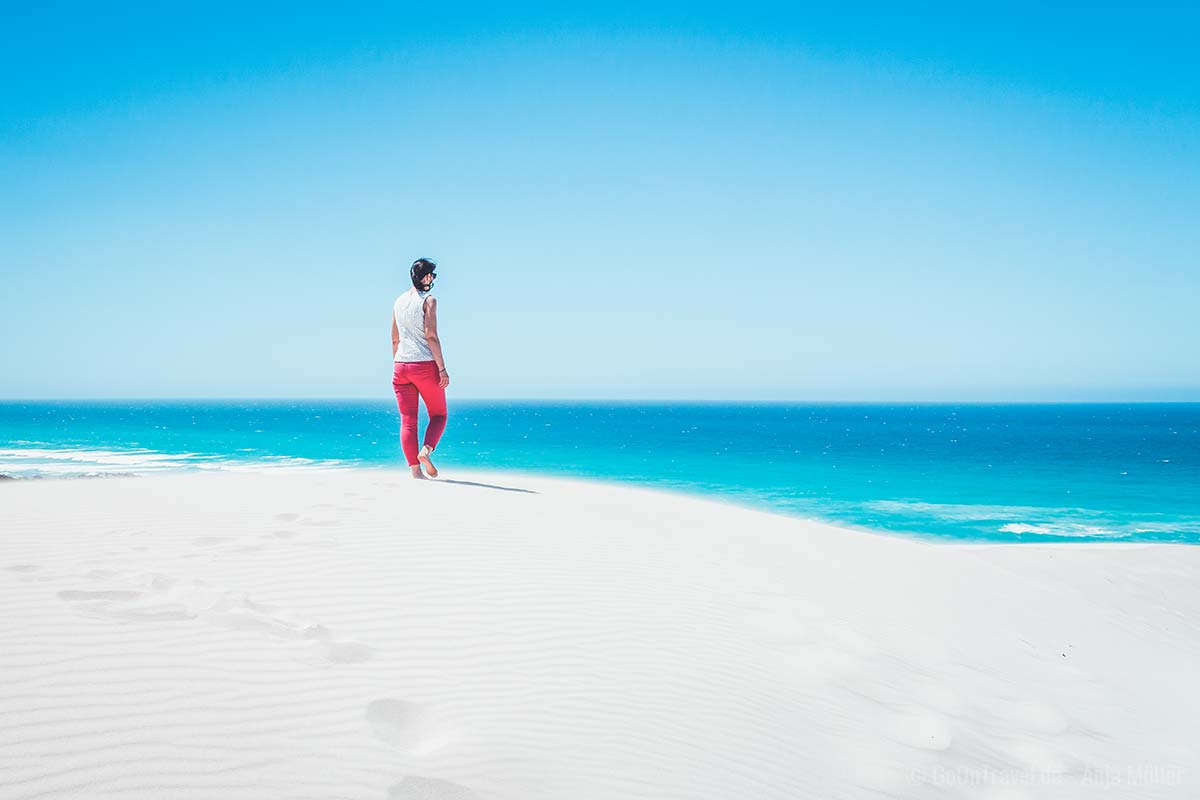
[
  {"left": 418, "top": 446, "right": 439, "bottom": 478},
  {"left": 410, "top": 465, "right": 427, "bottom": 480}
]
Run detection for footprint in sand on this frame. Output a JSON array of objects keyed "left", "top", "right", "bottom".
[
  {"left": 973, "top": 696, "right": 1081, "bottom": 775},
  {"left": 300, "top": 518, "right": 341, "bottom": 528},
  {"left": 191, "top": 536, "right": 265, "bottom": 555},
  {"left": 744, "top": 604, "right": 878, "bottom": 684},
  {"left": 58, "top": 585, "right": 194, "bottom": 621},
  {"left": 387, "top": 776, "right": 479, "bottom": 800},
  {"left": 259, "top": 529, "right": 302, "bottom": 543},
  {"left": 258, "top": 527, "right": 336, "bottom": 550},
  {"left": 57, "top": 589, "right": 143, "bottom": 602},
  {"left": 273, "top": 511, "right": 341, "bottom": 533},
  {"left": 55, "top": 573, "right": 374, "bottom": 663},
  {"left": 994, "top": 738, "right": 1080, "bottom": 776},
  {"left": 990, "top": 698, "right": 1071, "bottom": 736},
  {"left": 366, "top": 699, "right": 457, "bottom": 757}
]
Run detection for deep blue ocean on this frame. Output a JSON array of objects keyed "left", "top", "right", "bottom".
[{"left": 2, "top": 401, "right": 1197, "bottom": 543}]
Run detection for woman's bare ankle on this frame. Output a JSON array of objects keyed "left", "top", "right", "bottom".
[{"left": 417, "top": 445, "right": 439, "bottom": 477}]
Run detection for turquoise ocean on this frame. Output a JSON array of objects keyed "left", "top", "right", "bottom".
[{"left": 1, "top": 401, "right": 1197, "bottom": 544}]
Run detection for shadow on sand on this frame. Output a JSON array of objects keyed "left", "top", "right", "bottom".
[{"left": 433, "top": 478, "right": 539, "bottom": 494}]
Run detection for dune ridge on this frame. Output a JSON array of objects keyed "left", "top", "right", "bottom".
[{"left": 2, "top": 467, "right": 1198, "bottom": 799}]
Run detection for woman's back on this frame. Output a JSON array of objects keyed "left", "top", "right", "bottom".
[{"left": 393, "top": 289, "right": 434, "bottom": 362}]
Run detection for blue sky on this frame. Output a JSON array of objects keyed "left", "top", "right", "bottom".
[{"left": 2, "top": 3, "right": 1197, "bottom": 400}]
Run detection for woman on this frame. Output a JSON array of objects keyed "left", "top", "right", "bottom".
[{"left": 392, "top": 258, "right": 450, "bottom": 479}]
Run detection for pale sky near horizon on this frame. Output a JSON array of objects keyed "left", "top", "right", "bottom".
[{"left": 2, "top": 4, "right": 1197, "bottom": 401}]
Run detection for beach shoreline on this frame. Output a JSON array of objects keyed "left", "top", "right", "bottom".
[{"left": 3, "top": 466, "right": 1197, "bottom": 798}]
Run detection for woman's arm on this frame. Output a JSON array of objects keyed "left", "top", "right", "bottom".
[
  {"left": 423, "top": 297, "right": 450, "bottom": 388},
  {"left": 391, "top": 313, "right": 400, "bottom": 360}
]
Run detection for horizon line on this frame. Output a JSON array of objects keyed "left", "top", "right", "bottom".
[{"left": 3, "top": 397, "right": 1199, "bottom": 405}]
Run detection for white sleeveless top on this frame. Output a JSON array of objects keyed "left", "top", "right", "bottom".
[{"left": 393, "top": 290, "right": 435, "bottom": 362}]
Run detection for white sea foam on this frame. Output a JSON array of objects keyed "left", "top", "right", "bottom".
[
  {"left": 0, "top": 446, "right": 348, "bottom": 479},
  {"left": 1132, "top": 522, "right": 1200, "bottom": 535},
  {"left": 0, "top": 447, "right": 211, "bottom": 464},
  {"left": 999, "top": 522, "right": 1130, "bottom": 538},
  {"left": 866, "top": 500, "right": 1082, "bottom": 521},
  {"left": 863, "top": 500, "right": 1195, "bottom": 540}
]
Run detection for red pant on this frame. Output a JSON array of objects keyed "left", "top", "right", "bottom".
[{"left": 392, "top": 360, "right": 448, "bottom": 466}]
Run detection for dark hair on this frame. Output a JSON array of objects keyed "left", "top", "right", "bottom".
[{"left": 410, "top": 258, "right": 437, "bottom": 291}]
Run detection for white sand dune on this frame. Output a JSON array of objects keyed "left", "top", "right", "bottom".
[{"left": 2, "top": 467, "right": 1198, "bottom": 799}]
